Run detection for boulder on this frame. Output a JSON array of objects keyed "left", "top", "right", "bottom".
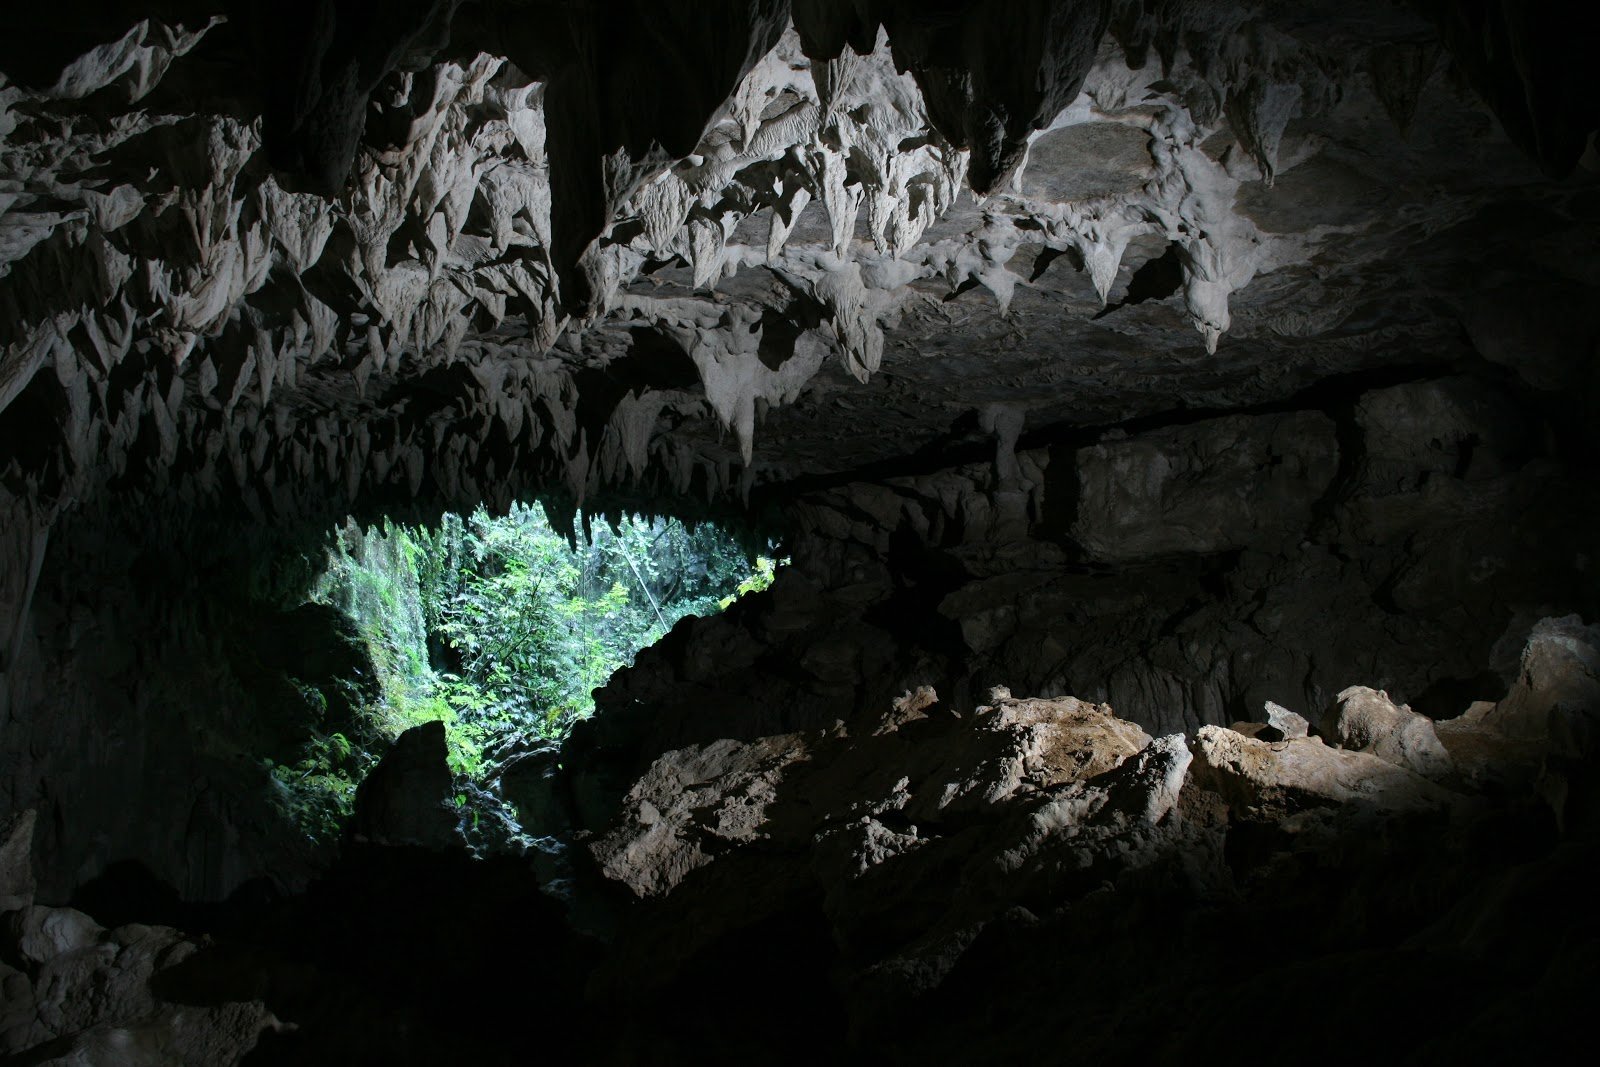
[
  {"left": 1189, "top": 724, "right": 1459, "bottom": 815},
  {"left": 1492, "top": 615, "right": 1600, "bottom": 752},
  {"left": 0, "top": 905, "right": 281, "bottom": 1064},
  {"left": 3, "top": 905, "right": 103, "bottom": 966},
  {"left": 349, "top": 721, "right": 461, "bottom": 850},
  {"left": 495, "top": 743, "right": 569, "bottom": 836},
  {"left": 986, "top": 695, "right": 1152, "bottom": 787},
  {"left": 1319, "top": 686, "right": 1453, "bottom": 778},
  {"left": 589, "top": 733, "right": 810, "bottom": 897}
]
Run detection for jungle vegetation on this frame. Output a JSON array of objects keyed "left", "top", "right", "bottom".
[{"left": 267, "top": 504, "right": 778, "bottom": 842}]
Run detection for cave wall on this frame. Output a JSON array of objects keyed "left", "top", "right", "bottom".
[
  {"left": 3, "top": 3, "right": 1600, "bottom": 1062},
  {"left": 10, "top": 346, "right": 1596, "bottom": 902},
  {"left": 567, "top": 362, "right": 1597, "bottom": 830},
  {"left": 1, "top": 0, "right": 1598, "bottom": 912},
  {"left": 0, "top": 504, "right": 384, "bottom": 901}
]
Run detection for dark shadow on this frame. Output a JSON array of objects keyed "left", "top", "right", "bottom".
[
  {"left": 1092, "top": 242, "right": 1183, "bottom": 318},
  {"left": 1412, "top": 670, "right": 1507, "bottom": 720}
]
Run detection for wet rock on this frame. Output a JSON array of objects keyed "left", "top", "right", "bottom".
[{"left": 1319, "top": 686, "right": 1453, "bottom": 779}]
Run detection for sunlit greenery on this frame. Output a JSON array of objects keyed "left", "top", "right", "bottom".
[{"left": 268, "top": 503, "right": 780, "bottom": 842}]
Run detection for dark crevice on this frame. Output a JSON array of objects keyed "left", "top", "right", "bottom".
[{"left": 1092, "top": 242, "right": 1183, "bottom": 318}]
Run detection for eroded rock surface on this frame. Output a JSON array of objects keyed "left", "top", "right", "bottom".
[
  {"left": 349, "top": 720, "right": 461, "bottom": 850},
  {"left": 1319, "top": 685, "right": 1454, "bottom": 779},
  {"left": 570, "top": 614, "right": 1597, "bottom": 1051},
  {"left": 0, "top": 813, "right": 282, "bottom": 1065}
]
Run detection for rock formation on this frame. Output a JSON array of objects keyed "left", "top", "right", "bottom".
[
  {"left": 0, "top": 811, "right": 285, "bottom": 1064},
  {"left": 1, "top": 1, "right": 1598, "bottom": 1062}
]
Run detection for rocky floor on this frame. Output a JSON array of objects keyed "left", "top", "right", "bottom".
[{"left": 3, "top": 614, "right": 1596, "bottom": 1065}]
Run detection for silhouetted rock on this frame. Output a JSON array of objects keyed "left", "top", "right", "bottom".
[{"left": 349, "top": 722, "right": 460, "bottom": 850}]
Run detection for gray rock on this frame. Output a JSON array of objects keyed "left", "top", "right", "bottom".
[
  {"left": 1265, "top": 701, "right": 1310, "bottom": 739},
  {"left": 1070, "top": 412, "right": 1338, "bottom": 562},
  {"left": 1319, "top": 686, "right": 1453, "bottom": 779},
  {"left": 0, "top": 808, "right": 36, "bottom": 911},
  {"left": 3, "top": 905, "right": 103, "bottom": 966},
  {"left": 0, "top": 905, "right": 280, "bottom": 1064},
  {"left": 1501, "top": 615, "right": 1600, "bottom": 753}
]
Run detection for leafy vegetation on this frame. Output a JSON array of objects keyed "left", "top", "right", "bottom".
[{"left": 268, "top": 503, "right": 779, "bottom": 842}]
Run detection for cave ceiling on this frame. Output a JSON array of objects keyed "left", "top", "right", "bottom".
[{"left": 0, "top": 0, "right": 1596, "bottom": 528}]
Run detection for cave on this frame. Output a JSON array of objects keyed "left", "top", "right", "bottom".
[{"left": 2, "top": 1, "right": 1599, "bottom": 1063}]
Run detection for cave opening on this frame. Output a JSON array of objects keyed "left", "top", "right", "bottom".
[{"left": 266, "top": 504, "right": 781, "bottom": 852}]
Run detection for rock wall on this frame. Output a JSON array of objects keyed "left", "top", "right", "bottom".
[
  {"left": 5, "top": 346, "right": 1591, "bottom": 906},
  {"left": 565, "top": 366, "right": 1595, "bottom": 830},
  {"left": 0, "top": 504, "right": 382, "bottom": 902},
  {"left": 0, "top": 2, "right": 1593, "bottom": 1023}
]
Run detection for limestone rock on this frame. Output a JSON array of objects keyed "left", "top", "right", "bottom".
[
  {"left": 1493, "top": 615, "right": 1600, "bottom": 753},
  {"left": 0, "top": 3, "right": 1595, "bottom": 1060},
  {"left": 1265, "top": 702, "right": 1311, "bottom": 740},
  {"left": 590, "top": 687, "right": 1220, "bottom": 1018},
  {"left": 3, "top": 905, "right": 104, "bottom": 966},
  {"left": 984, "top": 694, "right": 1152, "bottom": 788},
  {"left": 875, "top": 684, "right": 939, "bottom": 734},
  {"left": 0, "top": 905, "right": 279, "bottom": 1063},
  {"left": 1069, "top": 412, "right": 1338, "bottom": 561},
  {"left": 1230, "top": 721, "right": 1284, "bottom": 742},
  {"left": 495, "top": 743, "right": 569, "bottom": 837},
  {"left": 1319, "top": 686, "right": 1453, "bottom": 779},
  {"left": 589, "top": 733, "right": 810, "bottom": 897},
  {"left": 988, "top": 732, "right": 1194, "bottom": 883},
  {"left": 4, "top": 1, "right": 1596, "bottom": 906},
  {"left": 899, "top": 694, "right": 1150, "bottom": 820},
  {"left": 1189, "top": 725, "right": 1459, "bottom": 816}
]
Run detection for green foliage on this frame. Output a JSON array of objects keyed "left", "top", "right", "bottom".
[
  {"left": 270, "top": 503, "right": 776, "bottom": 843},
  {"left": 720, "top": 554, "right": 784, "bottom": 609},
  {"left": 265, "top": 727, "right": 371, "bottom": 843}
]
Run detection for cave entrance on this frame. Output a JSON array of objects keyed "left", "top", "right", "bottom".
[{"left": 269, "top": 503, "right": 780, "bottom": 846}]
